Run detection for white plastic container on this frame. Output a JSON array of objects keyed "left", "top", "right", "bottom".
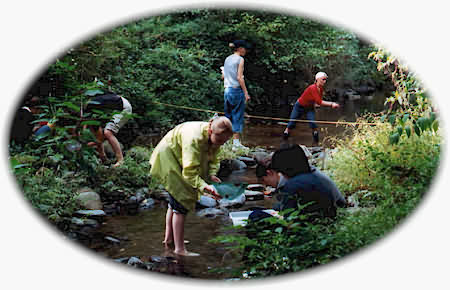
[{"left": 229, "top": 210, "right": 278, "bottom": 226}]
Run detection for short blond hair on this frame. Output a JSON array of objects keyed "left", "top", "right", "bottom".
[{"left": 210, "top": 116, "right": 233, "bottom": 135}]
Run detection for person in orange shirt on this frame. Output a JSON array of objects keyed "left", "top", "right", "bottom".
[{"left": 283, "top": 72, "right": 340, "bottom": 144}]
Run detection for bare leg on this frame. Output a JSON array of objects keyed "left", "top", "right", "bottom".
[
  {"left": 162, "top": 208, "right": 174, "bottom": 245},
  {"left": 91, "top": 127, "right": 107, "bottom": 161},
  {"left": 172, "top": 212, "right": 199, "bottom": 256},
  {"left": 104, "top": 129, "right": 123, "bottom": 167}
]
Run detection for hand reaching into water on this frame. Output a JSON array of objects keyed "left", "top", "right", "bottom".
[{"left": 204, "top": 184, "right": 222, "bottom": 200}]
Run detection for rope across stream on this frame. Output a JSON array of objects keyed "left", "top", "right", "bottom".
[{"left": 150, "top": 100, "right": 379, "bottom": 127}]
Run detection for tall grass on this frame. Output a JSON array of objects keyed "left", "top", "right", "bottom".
[{"left": 212, "top": 115, "right": 442, "bottom": 278}]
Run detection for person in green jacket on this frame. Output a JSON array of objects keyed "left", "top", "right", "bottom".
[{"left": 150, "top": 116, "right": 233, "bottom": 256}]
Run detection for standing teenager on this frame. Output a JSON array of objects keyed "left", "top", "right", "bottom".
[{"left": 222, "top": 39, "right": 251, "bottom": 150}]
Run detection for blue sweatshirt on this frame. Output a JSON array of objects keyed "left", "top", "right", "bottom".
[{"left": 276, "top": 167, "right": 346, "bottom": 217}]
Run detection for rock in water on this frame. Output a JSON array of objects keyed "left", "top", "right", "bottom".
[
  {"left": 238, "top": 156, "right": 256, "bottom": 166},
  {"left": 299, "top": 145, "right": 312, "bottom": 159},
  {"left": 197, "top": 195, "right": 218, "bottom": 208},
  {"left": 127, "top": 256, "right": 144, "bottom": 267},
  {"left": 218, "top": 193, "right": 246, "bottom": 208},
  {"left": 73, "top": 210, "right": 106, "bottom": 222},
  {"left": 231, "top": 159, "right": 247, "bottom": 170},
  {"left": 244, "top": 190, "right": 264, "bottom": 201},
  {"left": 247, "top": 184, "right": 265, "bottom": 192},
  {"left": 196, "top": 208, "right": 228, "bottom": 218}
]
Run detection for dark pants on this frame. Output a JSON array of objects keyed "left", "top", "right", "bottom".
[
  {"left": 168, "top": 194, "right": 189, "bottom": 215},
  {"left": 287, "top": 101, "right": 317, "bottom": 129}
]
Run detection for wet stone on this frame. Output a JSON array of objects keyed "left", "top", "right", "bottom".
[
  {"left": 247, "top": 184, "right": 265, "bottom": 192},
  {"left": 250, "top": 151, "right": 270, "bottom": 163},
  {"left": 114, "top": 257, "right": 130, "bottom": 264},
  {"left": 73, "top": 210, "right": 106, "bottom": 222},
  {"left": 70, "top": 217, "right": 99, "bottom": 228},
  {"left": 139, "top": 198, "right": 155, "bottom": 210},
  {"left": 197, "top": 195, "right": 217, "bottom": 208},
  {"left": 150, "top": 256, "right": 164, "bottom": 263},
  {"left": 218, "top": 193, "right": 246, "bottom": 208},
  {"left": 244, "top": 190, "right": 264, "bottom": 201},
  {"left": 237, "top": 156, "right": 256, "bottom": 166},
  {"left": 104, "top": 190, "right": 126, "bottom": 203},
  {"left": 231, "top": 159, "right": 247, "bottom": 171},
  {"left": 156, "top": 190, "right": 170, "bottom": 201},
  {"left": 308, "top": 146, "right": 323, "bottom": 155},
  {"left": 127, "top": 256, "right": 144, "bottom": 267},
  {"left": 104, "top": 236, "right": 121, "bottom": 245},
  {"left": 196, "top": 207, "right": 228, "bottom": 219},
  {"left": 103, "top": 203, "right": 120, "bottom": 215},
  {"left": 136, "top": 187, "right": 149, "bottom": 196},
  {"left": 299, "top": 145, "right": 313, "bottom": 159}
]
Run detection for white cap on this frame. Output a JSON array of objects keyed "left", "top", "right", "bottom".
[{"left": 315, "top": 72, "right": 328, "bottom": 80}]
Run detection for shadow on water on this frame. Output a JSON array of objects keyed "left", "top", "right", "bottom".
[{"left": 90, "top": 93, "right": 388, "bottom": 279}]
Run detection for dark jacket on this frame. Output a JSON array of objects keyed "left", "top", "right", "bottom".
[{"left": 276, "top": 167, "right": 346, "bottom": 218}]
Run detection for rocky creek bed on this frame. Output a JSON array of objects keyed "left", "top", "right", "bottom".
[{"left": 60, "top": 145, "right": 338, "bottom": 279}]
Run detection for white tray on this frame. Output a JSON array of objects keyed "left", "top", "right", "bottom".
[{"left": 229, "top": 210, "right": 278, "bottom": 226}]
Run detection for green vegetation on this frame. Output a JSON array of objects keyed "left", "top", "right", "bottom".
[
  {"left": 12, "top": 9, "right": 382, "bottom": 223},
  {"left": 30, "top": 9, "right": 383, "bottom": 133},
  {"left": 211, "top": 47, "right": 441, "bottom": 278},
  {"left": 10, "top": 140, "right": 155, "bottom": 223},
  {"left": 8, "top": 8, "right": 440, "bottom": 278}
]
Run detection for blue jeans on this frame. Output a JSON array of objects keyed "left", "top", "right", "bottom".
[
  {"left": 34, "top": 125, "right": 52, "bottom": 136},
  {"left": 224, "top": 87, "right": 246, "bottom": 133},
  {"left": 287, "top": 101, "right": 317, "bottom": 129}
]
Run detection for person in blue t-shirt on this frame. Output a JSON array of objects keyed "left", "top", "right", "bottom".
[{"left": 251, "top": 144, "right": 346, "bottom": 222}]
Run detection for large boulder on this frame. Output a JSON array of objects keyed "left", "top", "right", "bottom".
[{"left": 76, "top": 191, "right": 103, "bottom": 210}]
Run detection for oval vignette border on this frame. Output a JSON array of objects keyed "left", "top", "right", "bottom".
[{"left": 1, "top": 1, "right": 449, "bottom": 289}]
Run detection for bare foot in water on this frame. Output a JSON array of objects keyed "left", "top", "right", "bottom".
[
  {"left": 162, "top": 240, "right": 190, "bottom": 245},
  {"left": 173, "top": 249, "right": 200, "bottom": 257}
]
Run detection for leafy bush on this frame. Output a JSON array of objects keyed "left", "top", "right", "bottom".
[
  {"left": 28, "top": 9, "right": 385, "bottom": 133},
  {"left": 93, "top": 146, "right": 153, "bottom": 196},
  {"left": 11, "top": 157, "right": 87, "bottom": 222}
]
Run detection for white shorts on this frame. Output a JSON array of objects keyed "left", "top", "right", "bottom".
[{"left": 104, "top": 97, "right": 132, "bottom": 134}]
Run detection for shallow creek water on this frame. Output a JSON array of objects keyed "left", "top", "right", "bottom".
[
  {"left": 91, "top": 96, "right": 387, "bottom": 278},
  {"left": 94, "top": 169, "right": 274, "bottom": 279}
]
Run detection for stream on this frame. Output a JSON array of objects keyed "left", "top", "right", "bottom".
[{"left": 84, "top": 94, "right": 387, "bottom": 279}]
